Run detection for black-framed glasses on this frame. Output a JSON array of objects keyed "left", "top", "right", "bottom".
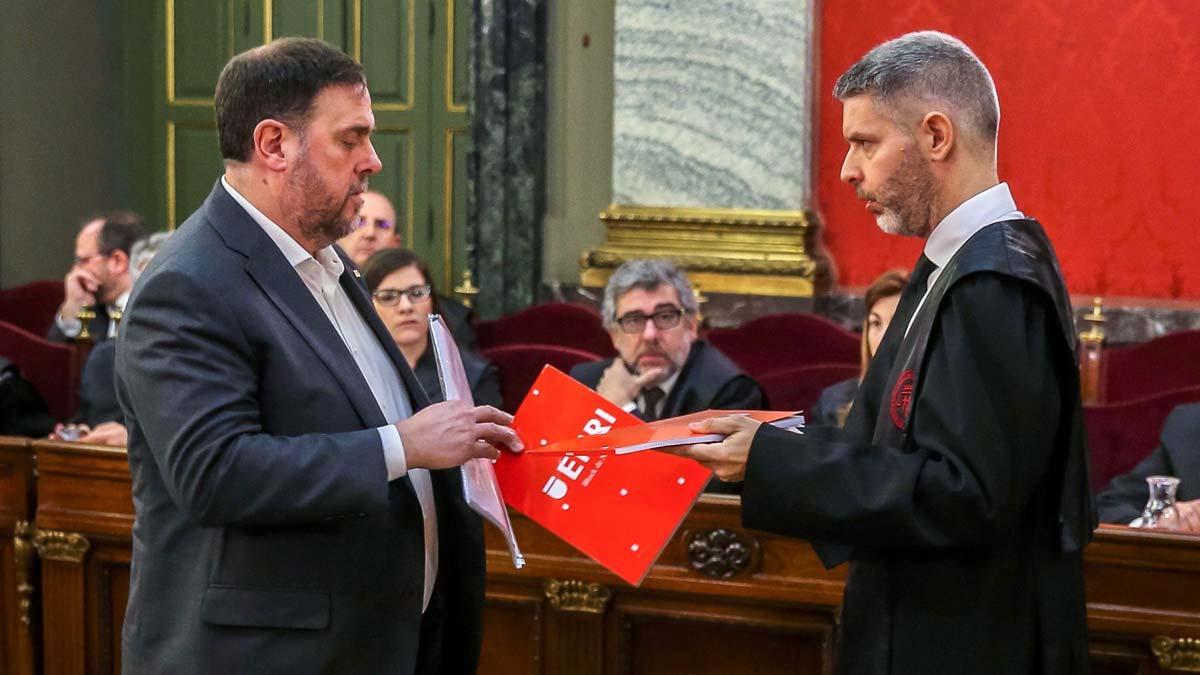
[
  {"left": 615, "top": 306, "right": 688, "bottom": 334},
  {"left": 351, "top": 215, "right": 394, "bottom": 231},
  {"left": 372, "top": 284, "right": 433, "bottom": 306}
]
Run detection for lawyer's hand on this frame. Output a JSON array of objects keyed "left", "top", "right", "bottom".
[
  {"left": 1168, "top": 499, "right": 1200, "bottom": 533},
  {"left": 79, "top": 421, "right": 128, "bottom": 447},
  {"left": 672, "top": 414, "right": 761, "bottom": 482},
  {"left": 397, "top": 400, "right": 523, "bottom": 470},
  {"left": 596, "top": 361, "right": 664, "bottom": 408}
]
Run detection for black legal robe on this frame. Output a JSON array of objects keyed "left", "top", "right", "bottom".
[{"left": 743, "top": 220, "right": 1093, "bottom": 675}]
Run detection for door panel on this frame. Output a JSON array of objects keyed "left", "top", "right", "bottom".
[{"left": 135, "top": 0, "right": 468, "bottom": 290}]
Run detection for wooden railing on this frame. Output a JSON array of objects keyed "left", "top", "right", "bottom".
[{"left": 2, "top": 437, "right": 1199, "bottom": 674}]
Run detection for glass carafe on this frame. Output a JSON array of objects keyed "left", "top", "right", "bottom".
[{"left": 1133, "top": 475, "right": 1181, "bottom": 529}]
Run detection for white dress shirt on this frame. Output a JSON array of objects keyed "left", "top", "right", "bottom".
[
  {"left": 621, "top": 369, "right": 681, "bottom": 418},
  {"left": 221, "top": 177, "right": 438, "bottom": 611},
  {"left": 906, "top": 182, "right": 1025, "bottom": 336}
]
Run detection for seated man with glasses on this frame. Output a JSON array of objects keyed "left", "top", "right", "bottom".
[
  {"left": 49, "top": 210, "right": 145, "bottom": 343},
  {"left": 570, "top": 260, "right": 765, "bottom": 491}
]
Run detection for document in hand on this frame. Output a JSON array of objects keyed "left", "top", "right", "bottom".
[
  {"left": 524, "top": 409, "right": 805, "bottom": 456},
  {"left": 428, "top": 314, "right": 525, "bottom": 569},
  {"left": 493, "top": 365, "right": 714, "bottom": 586}
]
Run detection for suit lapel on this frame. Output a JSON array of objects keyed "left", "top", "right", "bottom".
[
  {"left": 200, "top": 181, "right": 388, "bottom": 429},
  {"left": 243, "top": 239, "right": 391, "bottom": 428}
]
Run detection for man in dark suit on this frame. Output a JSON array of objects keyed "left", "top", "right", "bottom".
[
  {"left": 570, "top": 259, "right": 764, "bottom": 495},
  {"left": 569, "top": 259, "right": 764, "bottom": 422},
  {"left": 116, "top": 37, "right": 519, "bottom": 675},
  {"left": 1096, "top": 402, "right": 1200, "bottom": 531},
  {"left": 677, "top": 32, "right": 1093, "bottom": 674},
  {"left": 48, "top": 211, "right": 144, "bottom": 342}
]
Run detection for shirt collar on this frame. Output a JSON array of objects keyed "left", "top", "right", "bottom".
[
  {"left": 112, "top": 289, "right": 131, "bottom": 313},
  {"left": 658, "top": 369, "right": 681, "bottom": 399},
  {"left": 220, "top": 176, "right": 344, "bottom": 285},
  {"left": 924, "top": 182, "right": 1022, "bottom": 269}
]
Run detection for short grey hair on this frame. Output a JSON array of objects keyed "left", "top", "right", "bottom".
[
  {"left": 834, "top": 31, "right": 999, "bottom": 146},
  {"left": 601, "top": 259, "right": 698, "bottom": 329},
  {"left": 130, "top": 232, "right": 172, "bottom": 282}
]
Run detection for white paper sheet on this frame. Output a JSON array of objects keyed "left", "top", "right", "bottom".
[{"left": 428, "top": 314, "right": 525, "bottom": 568}]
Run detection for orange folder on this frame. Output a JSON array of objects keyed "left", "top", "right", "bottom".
[{"left": 494, "top": 366, "right": 713, "bottom": 585}]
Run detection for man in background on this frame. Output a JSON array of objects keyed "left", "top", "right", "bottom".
[
  {"left": 570, "top": 259, "right": 764, "bottom": 423},
  {"left": 337, "top": 189, "right": 400, "bottom": 266},
  {"left": 679, "top": 32, "right": 1093, "bottom": 674},
  {"left": 49, "top": 211, "right": 144, "bottom": 342},
  {"left": 1096, "top": 402, "right": 1200, "bottom": 531},
  {"left": 117, "top": 37, "right": 517, "bottom": 674}
]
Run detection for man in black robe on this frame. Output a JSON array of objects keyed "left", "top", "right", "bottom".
[{"left": 678, "top": 31, "right": 1094, "bottom": 674}]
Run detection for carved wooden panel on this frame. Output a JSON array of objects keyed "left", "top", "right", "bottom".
[
  {"left": 480, "top": 581, "right": 544, "bottom": 675},
  {"left": 0, "top": 438, "right": 37, "bottom": 675},
  {"left": 32, "top": 441, "right": 133, "bottom": 675},
  {"left": 14, "top": 441, "right": 1200, "bottom": 675}
]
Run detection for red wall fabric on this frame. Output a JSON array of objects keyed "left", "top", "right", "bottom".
[{"left": 816, "top": 1, "right": 1200, "bottom": 299}]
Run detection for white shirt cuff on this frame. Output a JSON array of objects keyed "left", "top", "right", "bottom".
[
  {"left": 55, "top": 310, "right": 82, "bottom": 338},
  {"left": 621, "top": 401, "right": 638, "bottom": 413},
  {"left": 378, "top": 425, "right": 408, "bottom": 481}
]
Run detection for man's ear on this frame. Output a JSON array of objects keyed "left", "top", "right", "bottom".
[
  {"left": 252, "top": 119, "right": 290, "bottom": 171},
  {"left": 921, "top": 111, "right": 955, "bottom": 162},
  {"left": 108, "top": 249, "right": 130, "bottom": 275}
]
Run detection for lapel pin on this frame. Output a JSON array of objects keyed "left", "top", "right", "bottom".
[{"left": 352, "top": 269, "right": 361, "bottom": 278}]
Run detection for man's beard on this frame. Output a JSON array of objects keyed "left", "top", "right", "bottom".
[
  {"left": 285, "top": 145, "right": 360, "bottom": 248},
  {"left": 859, "top": 151, "right": 937, "bottom": 238}
]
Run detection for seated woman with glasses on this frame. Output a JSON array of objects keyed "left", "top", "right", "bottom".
[{"left": 361, "top": 249, "right": 502, "bottom": 409}]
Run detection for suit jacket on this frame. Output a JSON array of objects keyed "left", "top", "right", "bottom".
[
  {"left": 810, "top": 376, "right": 858, "bottom": 429},
  {"left": 116, "top": 182, "right": 484, "bottom": 675},
  {"left": 568, "top": 340, "right": 765, "bottom": 421},
  {"left": 570, "top": 340, "right": 765, "bottom": 495},
  {"left": 1097, "top": 402, "right": 1200, "bottom": 523},
  {"left": 743, "top": 221, "right": 1090, "bottom": 674},
  {"left": 75, "top": 339, "right": 122, "bottom": 427}
]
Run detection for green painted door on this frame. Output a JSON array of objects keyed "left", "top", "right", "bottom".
[{"left": 125, "top": 0, "right": 470, "bottom": 289}]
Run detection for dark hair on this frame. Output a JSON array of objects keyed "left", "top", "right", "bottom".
[
  {"left": 361, "top": 248, "right": 438, "bottom": 310},
  {"left": 834, "top": 31, "right": 999, "bottom": 145},
  {"left": 215, "top": 37, "right": 366, "bottom": 162},
  {"left": 859, "top": 268, "right": 910, "bottom": 377},
  {"left": 86, "top": 210, "right": 145, "bottom": 257}
]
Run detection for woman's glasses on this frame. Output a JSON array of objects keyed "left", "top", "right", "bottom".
[{"left": 372, "top": 284, "right": 433, "bottom": 306}]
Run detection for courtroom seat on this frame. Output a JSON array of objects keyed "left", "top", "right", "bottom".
[
  {"left": 476, "top": 302, "right": 616, "bottom": 357},
  {"left": 0, "top": 279, "right": 63, "bottom": 336},
  {"left": 705, "top": 313, "right": 859, "bottom": 378},
  {"left": 0, "top": 321, "right": 81, "bottom": 421},
  {"left": 1084, "top": 384, "right": 1200, "bottom": 491},
  {"left": 480, "top": 344, "right": 602, "bottom": 413},
  {"left": 757, "top": 363, "right": 861, "bottom": 415},
  {"left": 1101, "top": 330, "right": 1200, "bottom": 403}
]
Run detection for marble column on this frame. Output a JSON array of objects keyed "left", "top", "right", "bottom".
[
  {"left": 613, "top": 0, "right": 814, "bottom": 210},
  {"left": 469, "top": 0, "right": 548, "bottom": 318},
  {"left": 583, "top": 0, "right": 827, "bottom": 298}
]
